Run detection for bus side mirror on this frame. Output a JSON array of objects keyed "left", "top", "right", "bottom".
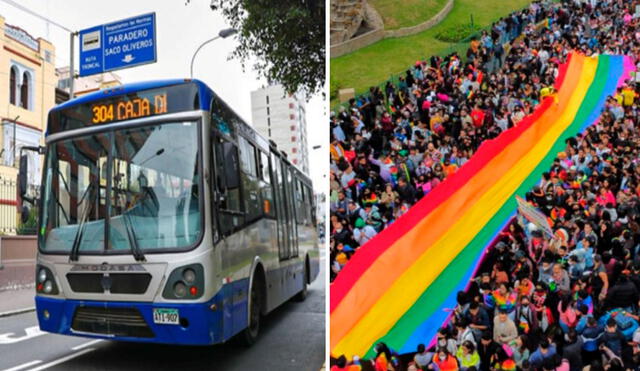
[
  {"left": 18, "top": 146, "right": 43, "bottom": 202},
  {"left": 222, "top": 142, "right": 240, "bottom": 189},
  {"left": 20, "top": 204, "right": 30, "bottom": 224},
  {"left": 18, "top": 154, "right": 28, "bottom": 199}
]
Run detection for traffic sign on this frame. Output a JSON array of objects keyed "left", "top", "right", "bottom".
[{"left": 79, "top": 13, "right": 157, "bottom": 77}]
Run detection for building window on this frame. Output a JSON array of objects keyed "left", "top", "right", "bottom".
[
  {"left": 20, "top": 72, "right": 30, "bottom": 110},
  {"left": 45, "top": 50, "right": 52, "bottom": 63},
  {"left": 290, "top": 114, "right": 295, "bottom": 120},
  {"left": 293, "top": 159, "right": 298, "bottom": 165},
  {"left": 267, "top": 107, "right": 270, "bottom": 115},
  {"left": 289, "top": 103, "right": 294, "bottom": 109},
  {"left": 58, "top": 78, "right": 71, "bottom": 90},
  {"left": 266, "top": 96, "right": 269, "bottom": 104},
  {"left": 292, "top": 148, "right": 297, "bottom": 153},
  {"left": 291, "top": 136, "right": 296, "bottom": 142},
  {"left": 9, "top": 67, "right": 17, "bottom": 105},
  {"left": 290, "top": 125, "right": 296, "bottom": 131}
]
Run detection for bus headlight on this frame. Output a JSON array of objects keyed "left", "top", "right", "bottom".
[
  {"left": 38, "top": 268, "right": 47, "bottom": 283},
  {"left": 162, "top": 264, "right": 204, "bottom": 300},
  {"left": 43, "top": 280, "right": 53, "bottom": 294},
  {"left": 174, "top": 281, "right": 187, "bottom": 298},
  {"left": 183, "top": 269, "right": 196, "bottom": 284},
  {"left": 35, "top": 265, "right": 59, "bottom": 295}
]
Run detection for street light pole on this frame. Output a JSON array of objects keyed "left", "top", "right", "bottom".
[
  {"left": 189, "top": 28, "right": 237, "bottom": 79},
  {"left": 12, "top": 115, "right": 19, "bottom": 167}
]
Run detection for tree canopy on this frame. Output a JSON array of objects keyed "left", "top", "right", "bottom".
[{"left": 206, "top": 0, "right": 325, "bottom": 97}]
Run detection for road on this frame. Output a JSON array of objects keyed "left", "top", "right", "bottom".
[{"left": 0, "top": 262, "right": 325, "bottom": 371}]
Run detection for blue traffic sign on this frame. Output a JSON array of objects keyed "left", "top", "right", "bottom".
[{"left": 79, "top": 13, "right": 157, "bottom": 77}]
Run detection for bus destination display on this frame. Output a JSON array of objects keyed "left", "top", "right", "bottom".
[
  {"left": 50, "top": 83, "right": 201, "bottom": 135},
  {"left": 91, "top": 92, "right": 167, "bottom": 124}
]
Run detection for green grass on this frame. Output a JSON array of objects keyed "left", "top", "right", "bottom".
[
  {"left": 330, "top": 0, "right": 533, "bottom": 106},
  {"left": 369, "top": 0, "right": 450, "bottom": 30}
]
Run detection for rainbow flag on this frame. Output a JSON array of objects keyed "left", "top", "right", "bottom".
[{"left": 330, "top": 53, "right": 634, "bottom": 359}]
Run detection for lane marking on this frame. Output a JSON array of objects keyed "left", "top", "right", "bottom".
[
  {"left": 2, "top": 360, "right": 43, "bottom": 371},
  {"left": 71, "top": 339, "right": 103, "bottom": 351},
  {"left": 0, "top": 326, "right": 45, "bottom": 344},
  {"left": 26, "top": 348, "right": 95, "bottom": 371}
]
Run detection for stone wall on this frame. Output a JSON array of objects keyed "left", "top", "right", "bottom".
[
  {"left": 385, "top": 0, "right": 454, "bottom": 38},
  {"left": 331, "top": 28, "right": 385, "bottom": 58},
  {"left": 330, "top": 0, "right": 367, "bottom": 45},
  {"left": 331, "top": 0, "right": 454, "bottom": 58}
]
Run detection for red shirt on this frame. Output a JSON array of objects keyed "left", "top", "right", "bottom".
[{"left": 471, "top": 109, "right": 485, "bottom": 128}]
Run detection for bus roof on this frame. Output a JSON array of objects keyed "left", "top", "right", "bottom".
[
  {"left": 52, "top": 79, "right": 214, "bottom": 113},
  {"left": 47, "top": 79, "right": 312, "bottom": 184}
]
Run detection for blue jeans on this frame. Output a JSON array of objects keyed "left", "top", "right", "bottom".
[{"left": 559, "top": 321, "right": 569, "bottom": 333}]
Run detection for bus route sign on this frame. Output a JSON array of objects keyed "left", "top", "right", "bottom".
[{"left": 79, "top": 12, "right": 157, "bottom": 77}]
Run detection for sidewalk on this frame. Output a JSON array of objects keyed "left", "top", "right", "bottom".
[{"left": 0, "top": 287, "right": 35, "bottom": 317}]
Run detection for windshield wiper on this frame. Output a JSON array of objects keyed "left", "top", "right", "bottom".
[
  {"left": 53, "top": 193, "right": 71, "bottom": 225},
  {"left": 69, "top": 183, "right": 95, "bottom": 262},
  {"left": 123, "top": 212, "right": 145, "bottom": 261}
]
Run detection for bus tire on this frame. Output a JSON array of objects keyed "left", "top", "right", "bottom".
[
  {"left": 241, "top": 272, "right": 263, "bottom": 346},
  {"left": 293, "top": 259, "right": 308, "bottom": 302}
]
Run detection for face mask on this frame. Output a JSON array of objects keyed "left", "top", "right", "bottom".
[
  {"left": 439, "top": 339, "right": 446, "bottom": 347},
  {"left": 439, "top": 355, "right": 446, "bottom": 361}
]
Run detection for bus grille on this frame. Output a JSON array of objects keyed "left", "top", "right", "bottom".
[
  {"left": 67, "top": 273, "right": 152, "bottom": 294},
  {"left": 71, "top": 306, "right": 154, "bottom": 338}
]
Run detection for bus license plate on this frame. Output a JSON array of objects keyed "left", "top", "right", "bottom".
[{"left": 153, "top": 308, "right": 179, "bottom": 325}]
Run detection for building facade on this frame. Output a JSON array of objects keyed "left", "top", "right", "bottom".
[
  {"left": 250, "top": 85, "right": 309, "bottom": 175},
  {"left": 0, "top": 15, "right": 57, "bottom": 233},
  {"left": 56, "top": 66, "right": 121, "bottom": 97}
]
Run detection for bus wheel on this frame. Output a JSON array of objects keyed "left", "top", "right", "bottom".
[
  {"left": 294, "top": 261, "right": 308, "bottom": 302},
  {"left": 241, "top": 275, "right": 262, "bottom": 346}
]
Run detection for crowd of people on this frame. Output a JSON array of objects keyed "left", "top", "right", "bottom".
[
  {"left": 330, "top": 0, "right": 640, "bottom": 370},
  {"left": 330, "top": 0, "right": 557, "bottom": 281}
]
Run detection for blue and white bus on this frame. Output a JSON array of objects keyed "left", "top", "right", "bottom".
[{"left": 25, "top": 79, "right": 320, "bottom": 345}]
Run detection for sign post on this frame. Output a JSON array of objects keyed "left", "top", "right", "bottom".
[
  {"left": 79, "top": 12, "right": 157, "bottom": 77},
  {"left": 70, "top": 32, "right": 75, "bottom": 98}
]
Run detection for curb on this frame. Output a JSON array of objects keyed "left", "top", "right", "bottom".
[{"left": 0, "top": 306, "right": 36, "bottom": 318}]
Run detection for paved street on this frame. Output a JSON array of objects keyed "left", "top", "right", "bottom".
[{"left": 0, "top": 262, "right": 325, "bottom": 371}]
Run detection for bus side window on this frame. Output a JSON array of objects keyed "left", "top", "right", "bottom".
[
  {"left": 214, "top": 136, "right": 243, "bottom": 235},
  {"left": 238, "top": 136, "right": 261, "bottom": 222},
  {"left": 211, "top": 98, "right": 235, "bottom": 136},
  {"left": 259, "top": 151, "right": 275, "bottom": 218},
  {"left": 306, "top": 184, "right": 315, "bottom": 227},
  {"left": 295, "top": 179, "right": 304, "bottom": 225}
]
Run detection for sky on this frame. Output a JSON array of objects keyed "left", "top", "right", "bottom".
[{"left": 0, "top": 0, "right": 327, "bottom": 191}]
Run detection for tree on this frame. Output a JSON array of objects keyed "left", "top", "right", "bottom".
[{"left": 205, "top": 0, "right": 325, "bottom": 97}]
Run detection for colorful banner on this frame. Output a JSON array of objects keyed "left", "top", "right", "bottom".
[
  {"left": 515, "top": 195, "right": 554, "bottom": 237},
  {"left": 330, "top": 54, "right": 634, "bottom": 359}
]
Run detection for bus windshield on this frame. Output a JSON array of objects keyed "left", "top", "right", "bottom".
[{"left": 39, "top": 121, "right": 202, "bottom": 255}]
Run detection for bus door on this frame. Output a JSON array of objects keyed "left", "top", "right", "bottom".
[
  {"left": 272, "top": 153, "right": 289, "bottom": 260},
  {"left": 212, "top": 134, "right": 244, "bottom": 251}
]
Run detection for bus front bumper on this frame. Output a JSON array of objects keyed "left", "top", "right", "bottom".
[{"left": 35, "top": 295, "right": 226, "bottom": 345}]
